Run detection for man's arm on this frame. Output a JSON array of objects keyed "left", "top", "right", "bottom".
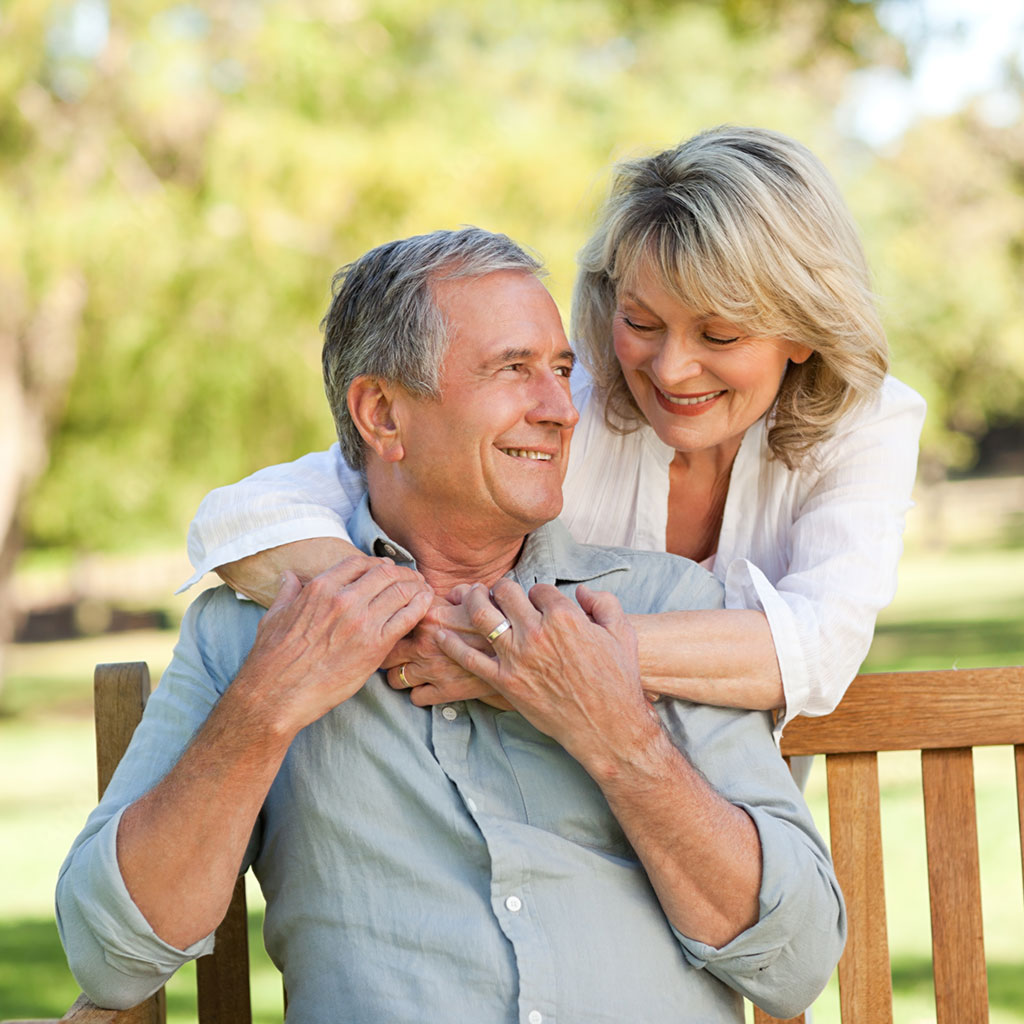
[
  {"left": 72, "top": 558, "right": 432, "bottom": 959},
  {"left": 438, "top": 580, "right": 843, "bottom": 1017},
  {"left": 440, "top": 581, "right": 759, "bottom": 945}
]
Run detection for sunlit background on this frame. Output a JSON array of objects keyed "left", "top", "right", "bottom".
[{"left": 1, "top": 1, "right": 1022, "bottom": 1021}]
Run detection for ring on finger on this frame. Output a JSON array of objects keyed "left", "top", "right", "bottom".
[
  {"left": 486, "top": 619, "right": 512, "bottom": 644},
  {"left": 398, "top": 663, "right": 411, "bottom": 687}
]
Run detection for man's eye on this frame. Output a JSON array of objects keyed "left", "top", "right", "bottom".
[
  {"left": 502, "top": 363, "right": 524, "bottom": 372},
  {"left": 555, "top": 365, "right": 573, "bottom": 377}
]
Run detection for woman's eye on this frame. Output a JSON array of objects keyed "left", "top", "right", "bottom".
[
  {"left": 703, "top": 333, "right": 739, "bottom": 345},
  {"left": 622, "top": 315, "right": 656, "bottom": 332}
]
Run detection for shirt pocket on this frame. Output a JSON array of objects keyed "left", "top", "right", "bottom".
[{"left": 495, "top": 713, "right": 635, "bottom": 859}]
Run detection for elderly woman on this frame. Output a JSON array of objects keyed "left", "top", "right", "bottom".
[{"left": 183, "top": 125, "right": 925, "bottom": 738}]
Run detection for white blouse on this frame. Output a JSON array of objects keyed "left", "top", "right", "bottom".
[{"left": 184, "top": 373, "right": 925, "bottom": 728}]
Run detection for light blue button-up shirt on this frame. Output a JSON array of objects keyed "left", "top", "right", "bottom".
[{"left": 58, "top": 500, "right": 844, "bottom": 1022}]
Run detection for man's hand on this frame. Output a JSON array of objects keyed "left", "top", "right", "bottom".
[
  {"left": 382, "top": 586, "right": 512, "bottom": 710},
  {"left": 438, "top": 578, "right": 764, "bottom": 948},
  {"left": 232, "top": 556, "right": 434, "bottom": 737},
  {"left": 436, "top": 580, "right": 655, "bottom": 768}
]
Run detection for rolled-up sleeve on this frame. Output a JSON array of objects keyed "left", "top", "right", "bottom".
[
  {"left": 656, "top": 697, "right": 846, "bottom": 1018},
  {"left": 56, "top": 805, "right": 216, "bottom": 1008},
  {"left": 56, "top": 588, "right": 260, "bottom": 1006},
  {"left": 182, "top": 445, "right": 365, "bottom": 591},
  {"left": 726, "top": 379, "right": 925, "bottom": 729}
]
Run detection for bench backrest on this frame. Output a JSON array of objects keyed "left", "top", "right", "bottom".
[{"left": 755, "top": 666, "right": 1024, "bottom": 1024}]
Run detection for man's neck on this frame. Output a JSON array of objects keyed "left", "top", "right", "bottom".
[
  {"left": 365, "top": 490, "right": 526, "bottom": 593},
  {"left": 399, "top": 531, "right": 525, "bottom": 594}
]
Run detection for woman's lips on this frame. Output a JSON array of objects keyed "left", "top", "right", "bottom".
[{"left": 653, "top": 388, "right": 725, "bottom": 416}]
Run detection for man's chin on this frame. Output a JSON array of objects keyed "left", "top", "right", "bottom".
[{"left": 507, "top": 495, "right": 563, "bottom": 533}]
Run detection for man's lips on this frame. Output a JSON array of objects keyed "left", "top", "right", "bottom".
[{"left": 654, "top": 388, "right": 725, "bottom": 415}]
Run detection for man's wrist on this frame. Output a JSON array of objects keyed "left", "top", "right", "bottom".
[{"left": 571, "top": 699, "right": 675, "bottom": 787}]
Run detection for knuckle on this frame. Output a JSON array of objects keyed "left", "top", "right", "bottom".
[
  {"left": 468, "top": 604, "right": 496, "bottom": 630},
  {"left": 305, "top": 573, "right": 334, "bottom": 598}
]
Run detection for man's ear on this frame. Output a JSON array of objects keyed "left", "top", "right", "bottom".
[{"left": 347, "top": 376, "right": 405, "bottom": 463}]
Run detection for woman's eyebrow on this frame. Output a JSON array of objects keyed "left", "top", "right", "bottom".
[{"left": 619, "top": 291, "right": 654, "bottom": 311}]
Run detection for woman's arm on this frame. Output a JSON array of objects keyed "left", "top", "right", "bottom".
[
  {"left": 185, "top": 444, "right": 364, "bottom": 599},
  {"left": 630, "top": 608, "right": 783, "bottom": 710},
  {"left": 632, "top": 379, "right": 926, "bottom": 722},
  {"left": 216, "top": 538, "right": 363, "bottom": 606}
]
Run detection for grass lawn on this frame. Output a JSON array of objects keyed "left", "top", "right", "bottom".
[{"left": 2, "top": 544, "right": 1022, "bottom": 1022}]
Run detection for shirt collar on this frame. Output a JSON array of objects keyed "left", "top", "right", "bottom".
[{"left": 346, "top": 494, "right": 633, "bottom": 587}]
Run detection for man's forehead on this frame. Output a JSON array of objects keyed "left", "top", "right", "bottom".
[{"left": 435, "top": 270, "right": 570, "bottom": 364}]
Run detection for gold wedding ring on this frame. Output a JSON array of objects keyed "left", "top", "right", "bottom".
[
  {"left": 398, "top": 664, "right": 410, "bottom": 687},
  {"left": 486, "top": 619, "right": 512, "bottom": 644}
]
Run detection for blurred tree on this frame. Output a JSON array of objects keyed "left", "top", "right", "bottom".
[
  {"left": 11, "top": 0, "right": 1022, "bottom": 688},
  {"left": 852, "top": 110, "right": 1024, "bottom": 478}
]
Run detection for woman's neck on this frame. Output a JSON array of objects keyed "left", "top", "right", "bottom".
[{"left": 666, "top": 442, "right": 740, "bottom": 563}]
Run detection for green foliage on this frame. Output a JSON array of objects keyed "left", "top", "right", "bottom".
[
  {"left": 3, "top": 0, "right": 1021, "bottom": 553},
  {"left": 853, "top": 114, "right": 1024, "bottom": 472}
]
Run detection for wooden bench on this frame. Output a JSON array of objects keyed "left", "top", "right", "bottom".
[
  {"left": 10, "top": 663, "right": 1024, "bottom": 1023},
  {"left": 757, "top": 665, "right": 1024, "bottom": 1024}
]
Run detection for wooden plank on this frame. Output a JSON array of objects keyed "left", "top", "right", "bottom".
[
  {"left": 921, "top": 748, "right": 988, "bottom": 1024},
  {"left": 752, "top": 1007, "right": 805, "bottom": 1023},
  {"left": 48, "top": 987, "right": 166, "bottom": 1023},
  {"left": 827, "top": 752, "right": 893, "bottom": 1024},
  {"left": 90, "top": 664, "right": 166, "bottom": 1024},
  {"left": 780, "top": 667, "right": 1024, "bottom": 757},
  {"left": 94, "top": 663, "right": 151, "bottom": 799},
  {"left": 197, "top": 876, "right": 253, "bottom": 1024}
]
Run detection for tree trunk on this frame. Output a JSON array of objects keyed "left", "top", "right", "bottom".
[{"left": 0, "top": 271, "right": 86, "bottom": 696}]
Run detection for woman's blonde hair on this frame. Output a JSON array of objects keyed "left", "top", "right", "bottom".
[{"left": 572, "top": 125, "right": 888, "bottom": 467}]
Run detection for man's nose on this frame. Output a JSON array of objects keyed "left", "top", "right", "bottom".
[{"left": 529, "top": 373, "right": 580, "bottom": 428}]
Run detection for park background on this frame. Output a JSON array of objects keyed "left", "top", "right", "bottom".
[{"left": 1, "top": 0, "right": 1023, "bottom": 1020}]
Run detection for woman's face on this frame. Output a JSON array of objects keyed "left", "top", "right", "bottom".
[{"left": 612, "top": 273, "right": 812, "bottom": 459}]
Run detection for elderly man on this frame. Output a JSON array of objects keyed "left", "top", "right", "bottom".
[{"left": 58, "top": 228, "right": 843, "bottom": 1023}]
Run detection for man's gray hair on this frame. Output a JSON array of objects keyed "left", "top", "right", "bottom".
[{"left": 322, "top": 227, "right": 545, "bottom": 471}]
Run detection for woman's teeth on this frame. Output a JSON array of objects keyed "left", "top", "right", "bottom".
[{"left": 660, "top": 390, "right": 724, "bottom": 406}]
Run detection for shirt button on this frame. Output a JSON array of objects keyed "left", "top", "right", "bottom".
[
  {"left": 528, "top": 1012, "right": 543, "bottom": 1024},
  {"left": 505, "top": 895, "right": 522, "bottom": 913},
  {"left": 382, "top": 544, "right": 397, "bottom": 558},
  {"left": 466, "top": 798, "right": 478, "bottom": 813},
  {"left": 441, "top": 706, "right": 458, "bottom": 721}
]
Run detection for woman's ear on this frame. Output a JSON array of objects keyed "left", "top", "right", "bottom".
[
  {"left": 347, "top": 376, "right": 405, "bottom": 463},
  {"left": 786, "top": 340, "right": 814, "bottom": 365}
]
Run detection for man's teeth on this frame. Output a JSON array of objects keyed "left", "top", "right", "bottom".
[
  {"left": 660, "top": 390, "right": 725, "bottom": 406},
  {"left": 502, "top": 448, "right": 553, "bottom": 461}
]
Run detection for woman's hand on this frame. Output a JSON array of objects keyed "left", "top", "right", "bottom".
[{"left": 382, "top": 585, "right": 513, "bottom": 710}]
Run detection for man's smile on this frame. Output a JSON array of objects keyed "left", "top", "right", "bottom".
[{"left": 498, "top": 447, "right": 555, "bottom": 461}]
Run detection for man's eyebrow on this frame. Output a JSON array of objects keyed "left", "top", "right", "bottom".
[{"left": 489, "top": 347, "right": 576, "bottom": 366}]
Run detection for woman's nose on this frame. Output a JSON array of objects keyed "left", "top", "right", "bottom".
[{"left": 651, "top": 335, "right": 703, "bottom": 386}]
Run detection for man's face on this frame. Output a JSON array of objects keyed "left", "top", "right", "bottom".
[{"left": 395, "top": 270, "right": 579, "bottom": 543}]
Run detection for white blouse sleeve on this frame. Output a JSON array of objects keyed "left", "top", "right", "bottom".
[
  {"left": 724, "top": 378, "right": 926, "bottom": 730},
  {"left": 182, "top": 443, "right": 366, "bottom": 590}
]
